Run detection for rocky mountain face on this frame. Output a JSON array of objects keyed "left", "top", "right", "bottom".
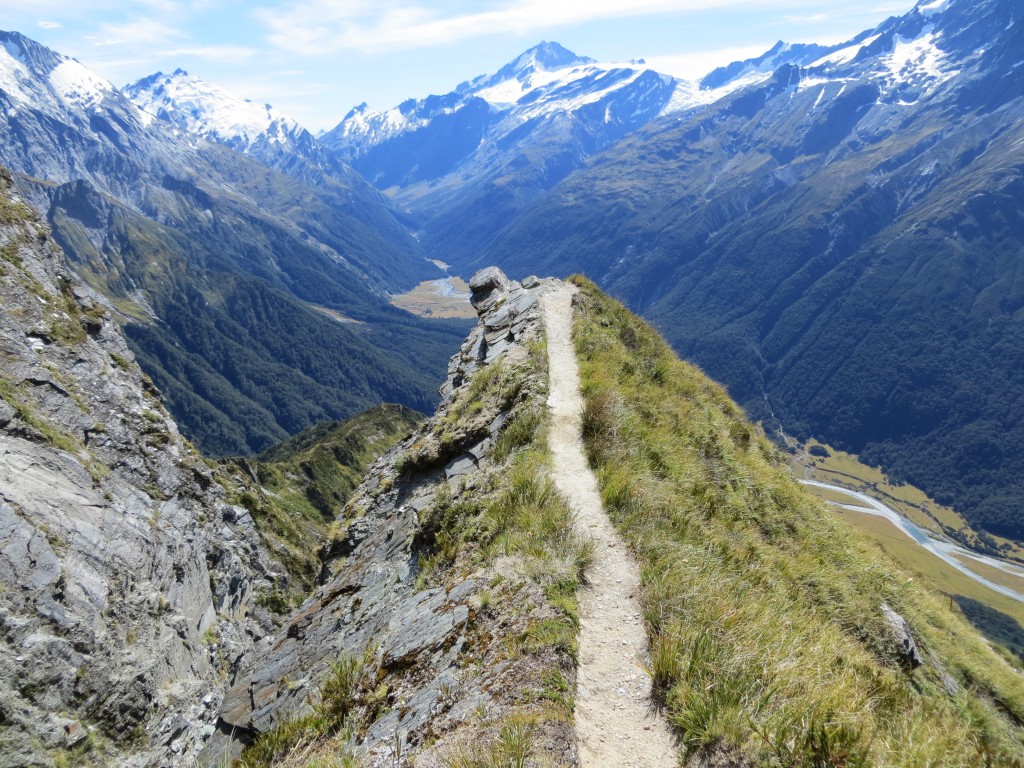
[
  {"left": 466, "top": 0, "right": 1024, "bottom": 539},
  {"left": 0, "top": 30, "right": 465, "bottom": 457},
  {"left": 321, "top": 42, "right": 683, "bottom": 264},
  {"left": 205, "top": 268, "right": 584, "bottom": 766},
  {"left": 0, "top": 169, "right": 281, "bottom": 767}
]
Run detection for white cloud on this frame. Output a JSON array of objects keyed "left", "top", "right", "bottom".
[
  {"left": 90, "top": 17, "right": 185, "bottom": 47},
  {"left": 784, "top": 12, "right": 828, "bottom": 22},
  {"left": 644, "top": 44, "right": 776, "bottom": 79},
  {"left": 159, "top": 45, "right": 256, "bottom": 62},
  {"left": 129, "top": 0, "right": 184, "bottom": 12},
  {"left": 37, "top": 20, "right": 63, "bottom": 29},
  {"left": 256, "top": 0, "right": 794, "bottom": 55}
]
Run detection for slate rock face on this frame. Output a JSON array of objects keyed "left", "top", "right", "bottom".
[
  {"left": 0, "top": 171, "right": 280, "bottom": 767},
  {"left": 209, "top": 268, "right": 568, "bottom": 765}
]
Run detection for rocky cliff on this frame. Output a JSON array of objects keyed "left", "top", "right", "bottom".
[
  {"left": 0, "top": 192, "right": 586, "bottom": 767},
  {"left": 209, "top": 267, "right": 587, "bottom": 766},
  {"left": 0, "top": 168, "right": 283, "bottom": 767}
]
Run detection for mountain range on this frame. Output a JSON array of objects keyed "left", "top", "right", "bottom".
[
  {"left": 0, "top": 30, "right": 467, "bottom": 457},
  {"left": 447, "top": 0, "right": 1024, "bottom": 539},
  {"left": 5, "top": 5, "right": 1024, "bottom": 764}
]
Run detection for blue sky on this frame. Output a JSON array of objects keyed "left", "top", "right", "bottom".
[{"left": 11, "top": 0, "right": 913, "bottom": 131}]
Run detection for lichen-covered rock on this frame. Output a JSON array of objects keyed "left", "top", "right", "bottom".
[{"left": 0, "top": 170, "right": 280, "bottom": 766}]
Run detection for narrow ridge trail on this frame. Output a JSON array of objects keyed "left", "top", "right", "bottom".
[{"left": 541, "top": 284, "right": 678, "bottom": 767}]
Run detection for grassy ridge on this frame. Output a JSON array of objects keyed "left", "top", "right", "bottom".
[{"left": 570, "top": 276, "right": 1024, "bottom": 766}]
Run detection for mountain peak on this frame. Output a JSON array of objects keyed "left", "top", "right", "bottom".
[
  {"left": 0, "top": 29, "right": 65, "bottom": 74},
  {"left": 514, "top": 41, "right": 593, "bottom": 72},
  {"left": 124, "top": 69, "right": 305, "bottom": 150}
]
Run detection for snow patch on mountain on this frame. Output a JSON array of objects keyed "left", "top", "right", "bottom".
[
  {"left": 0, "top": 42, "right": 31, "bottom": 105},
  {"left": 917, "top": 0, "right": 952, "bottom": 16},
  {"left": 125, "top": 70, "right": 302, "bottom": 149},
  {"left": 880, "top": 28, "right": 958, "bottom": 86},
  {"left": 49, "top": 59, "right": 113, "bottom": 111},
  {"left": 813, "top": 34, "right": 882, "bottom": 67}
]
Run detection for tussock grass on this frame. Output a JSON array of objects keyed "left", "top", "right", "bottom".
[
  {"left": 236, "top": 647, "right": 379, "bottom": 768},
  {"left": 570, "top": 275, "right": 1024, "bottom": 766}
]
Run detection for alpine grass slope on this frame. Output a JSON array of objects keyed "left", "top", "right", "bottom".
[{"left": 572, "top": 276, "right": 1024, "bottom": 766}]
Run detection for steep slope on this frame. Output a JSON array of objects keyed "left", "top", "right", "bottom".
[
  {"left": 478, "top": 0, "right": 1024, "bottom": 538},
  {"left": 571, "top": 276, "right": 1024, "bottom": 766},
  {"left": 0, "top": 30, "right": 463, "bottom": 456},
  {"left": 198, "top": 267, "right": 1024, "bottom": 767},
  {"left": 0, "top": 168, "right": 282, "bottom": 767},
  {"left": 322, "top": 42, "right": 683, "bottom": 264},
  {"left": 221, "top": 404, "right": 425, "bottom": 593}
]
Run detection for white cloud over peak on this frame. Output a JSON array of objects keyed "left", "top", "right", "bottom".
[{"left": 256, "top": 0, "right": 787, "bottom": 55}]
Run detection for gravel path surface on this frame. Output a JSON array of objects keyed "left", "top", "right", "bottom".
[{"left": 541, "top": 284, "right": 678, "bottom": 768}]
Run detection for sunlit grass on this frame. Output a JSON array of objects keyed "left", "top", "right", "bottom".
[{"left": 570, "top": 274, "right": 1024, "bottom": 766}]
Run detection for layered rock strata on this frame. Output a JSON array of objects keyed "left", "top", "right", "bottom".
[{"left": 0, "top": 171, "right": 280, "bottom": 767}]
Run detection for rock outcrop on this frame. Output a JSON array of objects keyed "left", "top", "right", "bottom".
[
  {"left": 0, "top": 170, "right": 281, "bottom": 767},
  {"left": 880, "top": 602, "right": 923, "bottom": 670},
  {"left": 209, "top": 268, "right": 582, "bottom": 766}
]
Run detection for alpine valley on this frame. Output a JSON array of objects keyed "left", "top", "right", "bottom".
[
  {"left": 0, "top": 30, "right": 468, "bottom": 457},
  {"left": 2, "top": 0, "right": 1024, "bottom": 765}
]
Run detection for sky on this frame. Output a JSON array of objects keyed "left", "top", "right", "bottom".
[{"left": 8, "top": 0, "right": 914, "bottom": 132}]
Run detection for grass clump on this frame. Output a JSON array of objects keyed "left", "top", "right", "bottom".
[
  {"left": 570, "top": 275, "right": 1024, "bottom": 766},
  {"left": 440, "top": 714, "right": 537, "bottom": 768},
  {"left": 236, "top": 648, "right": 380, "bottom": 768}
]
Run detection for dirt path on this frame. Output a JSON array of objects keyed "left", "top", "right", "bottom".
[{"left": 541, "top": 284, "right": 678, "bottom": 768}]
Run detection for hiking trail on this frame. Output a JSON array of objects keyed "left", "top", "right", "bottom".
[{"left": 541, "top": 284, "right": 678, "bottom": 767}]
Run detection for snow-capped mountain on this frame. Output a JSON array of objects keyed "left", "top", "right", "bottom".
[
  {"left": 701, "top": 0, "right": 1011, "bottom": 104},
  {"left": 0, "top": 31, "right": 120, "bottom": 119},
  {"left": 124, "top": 69, "right": 303, "bottom": 151},
  {"left": 0, "top": 31, "right": 158, "bottom": 190},
  {"left": 124, "top": 69, "right": 354, "bottom": 184},
  {"left": 319, "top": 42, "right": 696, "bottom": 263},
  {"left": 322, "top": 41, "right": 681, "bottom": 185}
]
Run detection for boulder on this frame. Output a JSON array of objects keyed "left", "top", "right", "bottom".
[
  {"left": 468, "top": 266, "right": 510, "bottom": 312},
  {"left": 880, "top": 602, "right": 922, "bottom": 669}
]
